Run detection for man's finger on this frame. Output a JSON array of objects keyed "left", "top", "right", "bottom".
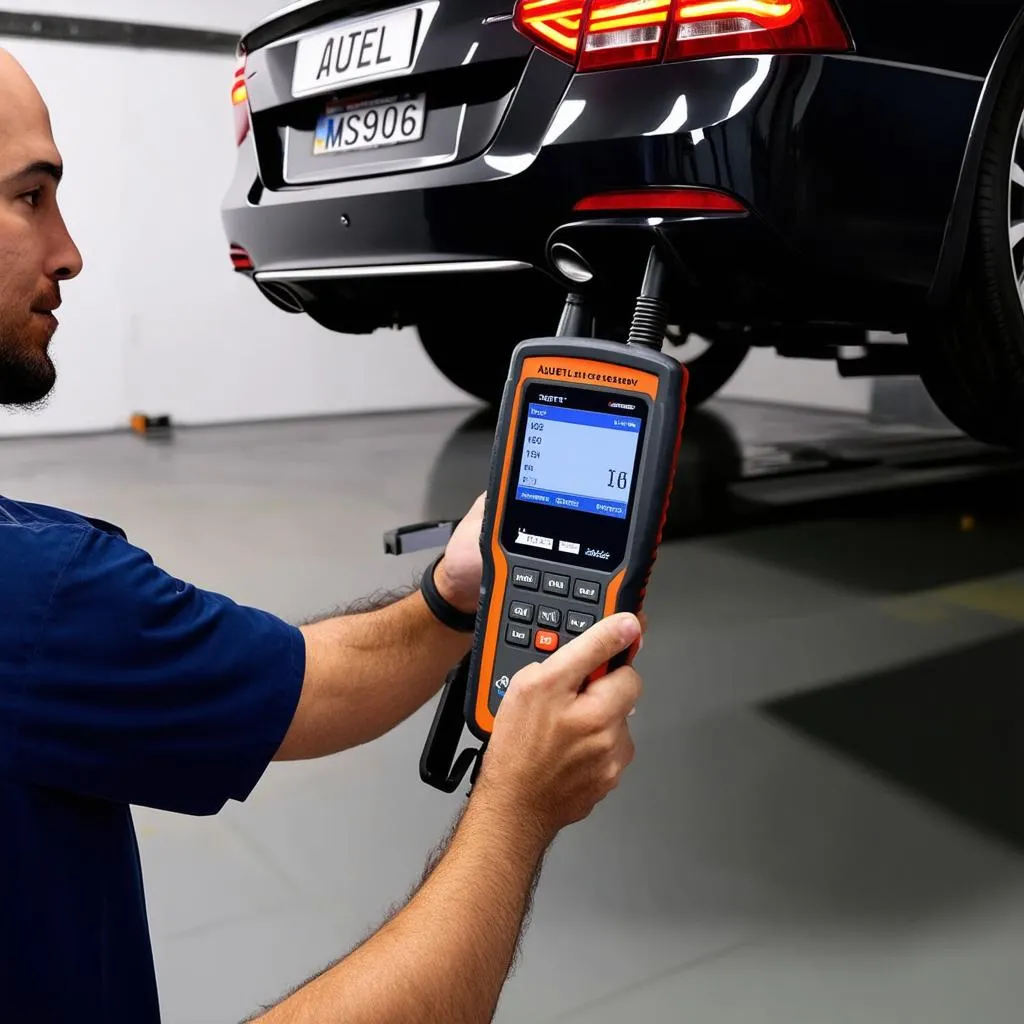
[
  {"left": 581, "top": 665, "right": 642, "bottom": 721},
  {"left": 540, "top": 614, "right": 641, "bottom": 692}
]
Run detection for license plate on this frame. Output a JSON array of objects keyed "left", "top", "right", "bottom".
[
  {"left": 292, "top": 8, "right": 421, "bottom": 98},
  {"left": 314, "top": 94, "right": 427, "bottom": 156}
]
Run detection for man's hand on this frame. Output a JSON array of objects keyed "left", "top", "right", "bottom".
[
  {"left": 253, "top": 614, "right": 644, "bottom": 1024},
  {"left": 434, "top": 493, "right": 486, "bottom": 615},
  {"left": 477, "top": 613, "right": 643, "bottom": 841}
]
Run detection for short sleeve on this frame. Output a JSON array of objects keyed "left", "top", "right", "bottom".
[{"left": 10, "top": 528, "right": 305, "bottom": 815}]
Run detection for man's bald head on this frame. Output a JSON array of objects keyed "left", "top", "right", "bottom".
[
  {"left": 0, "top": 48, "right": 49, "bottom": 136},
  {"left": 0, "top": 46, "right": 82, "bottom": 406}
]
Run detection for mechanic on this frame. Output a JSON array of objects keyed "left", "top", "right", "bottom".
[{"left": 0, "top": 48, "right": 644, "bottom": 1023}]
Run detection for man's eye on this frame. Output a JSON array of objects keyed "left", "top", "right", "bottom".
[{"left": 20, "top": 189, "right": 42, "bottom": 208}]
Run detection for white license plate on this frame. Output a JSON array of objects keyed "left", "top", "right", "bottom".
[
  {"left": 314, "top": 94, "right": 426, "bottom": 156},
  {"left": 292, "top": 8, "right": 421, "bottom": 98}
]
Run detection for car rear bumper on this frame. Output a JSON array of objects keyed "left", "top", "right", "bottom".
[{"left": 223, "top": 50, "right": 982, "bottom": 329}]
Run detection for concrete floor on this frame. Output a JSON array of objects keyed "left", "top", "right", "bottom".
[{"left": 5, "top": 399, "right": 1024, "bottom": 1023}]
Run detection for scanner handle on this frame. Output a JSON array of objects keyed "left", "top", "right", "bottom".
[{"left": 419, "top": 655, "right": 485, "bottom": 794}]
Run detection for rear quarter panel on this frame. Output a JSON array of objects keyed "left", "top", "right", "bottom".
[{"left": 839, "top": 0, "right": 1021, "bottom": 76}]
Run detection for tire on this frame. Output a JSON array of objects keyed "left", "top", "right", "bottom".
[
  {"left": 910, "top": 55, "right": 1024, "bottom": 448},
  {"left": 418, "top": 277, "right": 566, "bottom": 405},
  {"left": 420, "top": 278, "right": 750, "bottom": 407},
  {"left": 596, "top": 321, "right": 750, "bottom": 409},
  {"left": 666, "top": 327, "right": 750, "bottom": 408}
]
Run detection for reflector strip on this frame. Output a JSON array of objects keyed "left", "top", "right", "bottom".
[
  {"left": 230, "top": 246, "right": 254, "bottom": 271},
  {"left": 574, "top": 188, "right": 746, "bottom": 212}
]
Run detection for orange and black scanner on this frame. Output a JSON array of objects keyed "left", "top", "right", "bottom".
[
  {"left": 418, "top": 248, "right": 688, "bottom": 792},
  {"left": 464, "top": 338, "right": 687, "bottom": 740}
]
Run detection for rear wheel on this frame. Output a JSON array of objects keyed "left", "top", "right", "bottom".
[
  {"left": 417, "top": 276, "right": 565, "bottom": 405},
  {"left": 911, "top": 55, "right": 1024, "bottom": 448},
  {"left": 662, "top": 326, "right": 750, "bottom": 408}
]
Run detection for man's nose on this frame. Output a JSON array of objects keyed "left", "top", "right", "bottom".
[{"left": 48, "top": 214, "right": 84, "bottom": 282}]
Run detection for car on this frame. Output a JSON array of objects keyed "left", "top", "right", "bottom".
[{"left": 222, "top": 0, "right": 1024, "bottom": 447}]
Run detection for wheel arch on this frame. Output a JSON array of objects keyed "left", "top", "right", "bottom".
[{"left": 930, "top": 5, "right": 1024, "bottom": 307}]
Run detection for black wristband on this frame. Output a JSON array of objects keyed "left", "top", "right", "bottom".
[{"left": 420, "top": 554, "right": 477, "bottom": 634}]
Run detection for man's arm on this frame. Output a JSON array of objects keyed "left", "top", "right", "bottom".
[
  {"left": 276, "top": 587, "right": 471, "bottom": 761},
  {"left": 251, "top": 784, "right": 547, "bottom": 1024},
  {"left": 250, "top": 614, "right": 643, "bottom": 1024},
  {"left": 275, "top": 498, "right": 486, "bottom": 761}
]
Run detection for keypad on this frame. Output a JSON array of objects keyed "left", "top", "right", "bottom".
[
  {"left": 508, "top": 600, "right": 535, "bottom": 623},
  {"left": 542, "top": 573, "right": 570, "bottom": 596},
  {"left": 501, "top": 569, "right": 605, "bottom": 659},
  {"left": 496, "top": 569, "right": 610, "bottom": 708},
  {"left": 566, "top": 610, "right": 596, "bottom": 635},
  {"left": 512, "top": 566, "right": 541, "bottom": 590},
  {"left": 506, "top": 624, "right": 531, "bottom": 647},
  {"left": 535, "top": 630, "right": 559, "bottom": 653},
  {"left": 537, "top": 606, "right": 562, "bottom": 629}
]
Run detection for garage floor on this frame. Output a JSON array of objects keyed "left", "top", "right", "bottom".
[{"left": 6, "top": 399, "right": 1024, "bottom": 1023}]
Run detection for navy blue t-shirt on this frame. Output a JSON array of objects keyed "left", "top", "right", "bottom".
[{"left": 0, "top": 496, "right": 306, "bottom": 1022}]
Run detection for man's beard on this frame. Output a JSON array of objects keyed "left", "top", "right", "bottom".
[{"left": 0, "top": 324, "right": 57, "bottom": 407}]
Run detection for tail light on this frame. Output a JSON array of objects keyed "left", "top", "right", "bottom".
[
  {"left": 513, "top": 1, "right": 586, "bottom": 62},
  {"left": 667, "top": 0, "right": 850, "bottom": 60},
  {"left": 581, "top": 0, "right": 672, "bottom": 70},
  {"left": 514, "top": 0, "right": 850, "bottom": 70},
  {"left": 231, "top": 57, "right": 250, "bottom": 146},
  {"left": 230, "top": 244, "right": 254, "bottom": 272}
]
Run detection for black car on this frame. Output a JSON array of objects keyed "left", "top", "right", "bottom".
[{"left": 223, "top": 0, "right": 1024, "bottom": 447}]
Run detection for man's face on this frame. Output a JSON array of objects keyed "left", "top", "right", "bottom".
[{"left": 0, "top": 50, "right": 83, "bottom": 406}]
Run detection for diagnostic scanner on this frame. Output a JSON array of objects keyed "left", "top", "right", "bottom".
[
  {"left": 407, "top": 246, "right": 689, "bottom": 793},
  {"left": 465, "top": 338, "right": 687, "bottom": 739}
]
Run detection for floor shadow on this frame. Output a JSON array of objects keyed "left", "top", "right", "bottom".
[{"left": 768, "top": 629, "right": 1024, "bottom": 852}]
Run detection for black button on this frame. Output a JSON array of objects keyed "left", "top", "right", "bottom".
[
  {"left": 506, "top": 624, "right": 532, "bottom": 647},
  {"left": 542, "top": 573, "right": 570, "bottom": 596},
  {"left": 566, "top": 611, "right": 596, "bottom": 635},
  {"left": 573, "top": 579, "right": 601, "bottom": 604},
  {"left": 512, "top": 566, "right": 540, "bottom": 591},
  {"left": 509, "top": 600, "right": 535, "bottom": 624},
  {"left": 537, "top": 606, "right": 562, "bottom": 629}
]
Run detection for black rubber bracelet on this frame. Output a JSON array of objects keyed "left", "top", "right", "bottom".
[{"left": 420, "top": 554, "right": 477, "bottom": 634}]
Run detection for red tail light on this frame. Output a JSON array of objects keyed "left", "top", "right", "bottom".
[
  {"left": 514, "top": 0, "right": 849, "bottom": 69},
  {"left": 232, "top": 59, "right": 250, "bottom": 147},
  {"left": 667, "top": 0, "right": 850, "bottom": 60},
  {"left": 574, "top": 187, "right": 746, "bottom": 212},
  {"left": 230, "top": 244, "right": 254, "bottom": 272},
  {"left": 513, "top": 0, "right": 586, "bottom": 61},
  {"left": 580, "top": 0, "right": 672, "bottom": 70}
]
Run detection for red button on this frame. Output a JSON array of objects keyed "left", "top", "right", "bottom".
[{"left": 535, "top": 630, "right": 560, "bottom": 653}]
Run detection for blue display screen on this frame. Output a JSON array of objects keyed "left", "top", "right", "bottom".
[{"left": 514, "top": 402, "right": 643, "bottom": 520}]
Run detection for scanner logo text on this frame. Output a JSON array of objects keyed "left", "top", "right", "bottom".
[{"left": 537, "top": 365, "right": 640, "bottom": 388}]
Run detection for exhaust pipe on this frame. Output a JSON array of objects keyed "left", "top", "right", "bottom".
[{"left": 257, "top": 280, "right": 305, "bottom": 314}]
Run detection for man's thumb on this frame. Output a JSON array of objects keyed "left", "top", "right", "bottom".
[{"left": 541, "top": 613, "right": 641, "bottom": 691}]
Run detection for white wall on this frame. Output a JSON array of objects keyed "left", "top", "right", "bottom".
[
  {"left": 0, "top": 0, "right": 281, "bottom": 33},
  {"left": 722, "top": 349, "right": 872, "bottom": 413},
  {"left": 1, "top": 1, "right": 471, "bottom": 437}
]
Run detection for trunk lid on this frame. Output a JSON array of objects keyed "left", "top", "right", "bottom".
[{"left": 243, "top": 0, "right": 532, "bottom": 189}]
